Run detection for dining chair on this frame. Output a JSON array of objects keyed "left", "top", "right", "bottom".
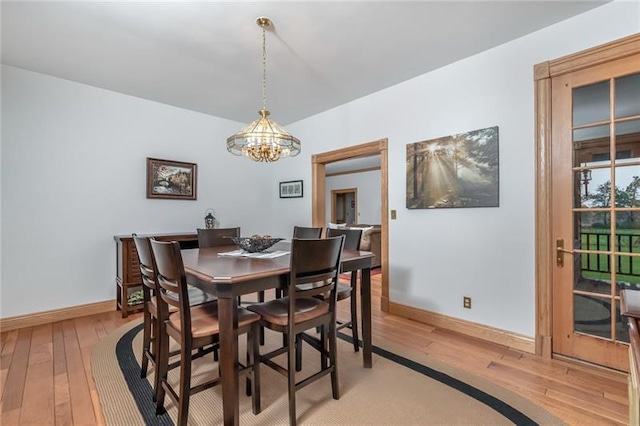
[
  {"left": 292, "top": 226, "right": 323, "bottom": 239},
  {"left": 132, "top": 234, "right": 217, "bottom": 402},
  {"left": 287, "top": 226, "right": 324, "bottom": 304},
  {"left": 247, "top": 235, "right": 345, "bottom": 426},
  {"left": 197, "top": 226, "right": 265, "bottom": 340},
  {"left": 274, "top": 225, "right": 323, "bottom": 330},
  {"left": 321, "top": 227, "right": 363, "bottom": 352},
  {"left": 150, "top": 239, "right": 261, "bottom": 426},
  {"left": 197, "top": 227, "right": 240, "bottom": 247},
  {"left": 292, "top": 227, "right": 362, "bottom": 371}
]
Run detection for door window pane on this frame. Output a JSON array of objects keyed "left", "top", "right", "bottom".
[
  {"left": 573, "top": 81, "right": 610, "bottom": 126},
  {"left": 578, "top": 167, "right": 611, "bottom": 207},
  {"left": 615, "top": 119, "right": 640, "bottom": 163},
  {"left": 579, "top": 227, "right": 611, "bottom": 252},
  {"left": 576, "top": 212, "right": 611, "bottom": 250},
  {"left": 616, "top": 211, "right": 640, "bottom": 231},
  {"left": 616, "top": 119, "right": 640, "bottom": 140},
  {"left": 614, "top": 164, "right": 640, "bottom": 210},
  {"left": 573, "top": 124, "right": 610, "bottom": 143},
  {"left": 615, "top": 73, "right": 640, "bottom": 119},
  {"left": 576, "top": 251, "right": 611, "bottom": 296},
  {"left": 615, "top": 255, "right": 640, "bottom": 293},
  {"left": 574, "top": 294, "right": 612, "bottom": 338}
]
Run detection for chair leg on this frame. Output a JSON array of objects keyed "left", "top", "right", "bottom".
[
  {"left": 246, "top": 329, "right": 253, "bottom": 396},
  {"left": 329, "top": 320, "right": 340, "bottom": 400},
  {"left": 350, "top": 272, "right": 359, "bottom": 352},
  {"left": 295, "top": 334, "right": 302, "bottom": 372},
  {"left": 258, "top": 291, "right": 265, "bottom": 346},
  {"left": 141, "top": 307, "right": 151, "bottom": 378},
  {"left": 176, "top": 346, "right": 192, "bottom": 426},
  {"left": 155, "top": 324, "right": 170, "bottom": 415},
  {"left": 150, "top": 314, "right": 161, "bottom": 402},
  {"left": 320, "top": 326, "right": 328, "bottom": 369},
  {"left": 248, "top": 324, "right": 261, "bottom": 414},
  {"left": 287, "top": 330, "right": 297, "bottom": 426}
]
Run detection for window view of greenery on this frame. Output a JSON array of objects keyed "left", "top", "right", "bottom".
[
  {"left": 580, "top": 165, "right": 640, "bottom": 287},
  {"left": 571, "top": 73, "right": 640, "bottom": 343}
]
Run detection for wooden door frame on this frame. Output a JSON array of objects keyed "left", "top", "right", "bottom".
[
  {"left": 534, "top": 33, "right": 640, "bottom": 358},
  {"left": 331, "top": 188, "right": 358, "bottom": 224},
  {"left": 312, "top": 139, "right": 389, "bottom": 311}
]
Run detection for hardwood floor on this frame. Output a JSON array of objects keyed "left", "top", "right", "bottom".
[{"left": 1, "top": 276, "right": 629, "bottom": 425}]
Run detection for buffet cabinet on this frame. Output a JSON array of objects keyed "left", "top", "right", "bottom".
[{"left": 114, "top": 232, "right": 198, "bottom": 318}]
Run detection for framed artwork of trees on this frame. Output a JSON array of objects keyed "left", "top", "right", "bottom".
[{"left": 406, "top": 126, "right": 499, "bottom": 209}]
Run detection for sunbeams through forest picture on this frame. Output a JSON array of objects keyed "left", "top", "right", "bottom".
[{"left": 406, "top": 126, "right": 499, "bottom": 209}]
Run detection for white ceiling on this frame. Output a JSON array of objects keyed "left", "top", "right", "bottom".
[{"left": 1, "top": 1, "right": 609, "bottom": 127}]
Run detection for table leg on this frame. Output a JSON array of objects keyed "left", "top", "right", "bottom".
[
  {"left": 361, "top": 266, "right": 372, "bottom": 368},
  {"left": 218, "top": 296, "right": 239, "bottom": 425}
]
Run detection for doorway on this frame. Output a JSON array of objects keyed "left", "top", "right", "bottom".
[
  {"left": 332, "top": 188, "right": 357, "bottom": 225},
  {"left": 311, "top": 139, "right": 389, "bottom": 311},
  {"left": 535, "top": 34, "right": 640, "bottom": 370}
]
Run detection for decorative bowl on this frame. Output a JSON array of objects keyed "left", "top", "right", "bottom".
[{"left": 231, "top": 236, "right": 284, "bottom": 253}]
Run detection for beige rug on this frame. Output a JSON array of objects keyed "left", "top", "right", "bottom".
[{"left": 92, "top": 320, "right": 563, "bottom": 425}]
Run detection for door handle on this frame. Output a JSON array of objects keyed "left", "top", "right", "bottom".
[{"left": 556, "top": 238, "right": 574, "bottom": 267}]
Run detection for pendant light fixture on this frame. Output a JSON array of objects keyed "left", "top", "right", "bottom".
[{"left": 226, "top": 17, "right": 301, "bottom": 162}]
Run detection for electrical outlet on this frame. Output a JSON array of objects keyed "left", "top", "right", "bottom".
[
  {"left": 391, "top": 210, "right": 397, "bottom": 219},
  {"left": 463, "top": 297, "right": 472, "bottom": 309}
]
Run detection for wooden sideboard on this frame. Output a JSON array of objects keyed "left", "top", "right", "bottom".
[{"left": 114, "top": 232, "right": 198, "bottom": 318}]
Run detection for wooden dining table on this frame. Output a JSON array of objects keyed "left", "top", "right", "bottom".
[{"left": 181, "top": 241, "right": 374, "bottom": 426}]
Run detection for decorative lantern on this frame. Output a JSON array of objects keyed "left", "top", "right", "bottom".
[{"left": 204, "top": 209, "right": 215, "bottom": 229}]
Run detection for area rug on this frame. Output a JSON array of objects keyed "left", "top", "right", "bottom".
[{"left": 92, "top": 320, "right": 563, "bottom": 425}]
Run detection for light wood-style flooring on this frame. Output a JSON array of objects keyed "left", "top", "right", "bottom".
[{"left": 0, "top": 276, "right": 629, "bottom": 425}]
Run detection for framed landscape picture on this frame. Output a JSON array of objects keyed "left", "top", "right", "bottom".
[
  {"left": 406, "top": 126, "right": 499, "bottom": 209},
  {"left": 146, "top": 157, "right": 197, "bottom": 200},
  {"left": 279, "top": 180, "right": 303, "bottom": 198}
]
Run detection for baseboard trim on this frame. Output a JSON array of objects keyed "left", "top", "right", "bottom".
[
  {"left": 1, "top": 298, "right": 535, "bottom": 354},
  {"left": 0, "top": 300, "right": 115, "bottom": 332},
  {"left": 388, "top": 301, "right": 535, "bottom": 354}
]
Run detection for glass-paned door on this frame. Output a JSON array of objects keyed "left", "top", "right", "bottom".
[{"left": 552, "top": 53, "right": 640, "bottom": 371}]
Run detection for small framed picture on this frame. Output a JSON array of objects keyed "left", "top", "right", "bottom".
[
  {"left": 146, "top": 157, "right": 197, "bottom": 200},
  {"left": 279, "top": 180, "right": 303, "bottom": 198}
]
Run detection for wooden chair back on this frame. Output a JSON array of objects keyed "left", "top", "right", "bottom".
[
  {"left": 326, "top": 227, "right": 362, "bottom": 250},
  {"left": 197, "top": 227, "right": 240, "bottom": 247},
  {"left": 289, "top": 236, "right": 345, "bottom": 318},
  {"left": 149, "top": 239, "right": 191, "bottom": 326},
  {"left": 324, "top": 228, "right": 362, "bottom": 352},
  {"left": 292, "top": 226, "right": 323, "bottom": 239},
  {"left": 133, "top": 234, "right": 157, "bottom": 292}
]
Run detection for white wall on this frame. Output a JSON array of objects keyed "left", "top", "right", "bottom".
[
  {"left": 0, "top": 52, "right": 3, "bottom": 316},
  {"left": 283, "top": 1, "right": 640, "bottom": 337},
  {"left": 0, "top": 66, "right": 273, "bottom": 318},
  {"left": 2, "top": 2, "right": 639, "bottom": 335},
  {"left": 326, "top": 171, "right": 382, "bottom": 225}
]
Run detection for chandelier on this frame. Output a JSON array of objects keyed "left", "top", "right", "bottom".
[{"left": 227, "top": 17, "right": 301, "bottom": 162}]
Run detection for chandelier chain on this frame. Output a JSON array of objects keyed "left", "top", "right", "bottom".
[{"left": 262, "top": 24, "right": 267, "bottom": 112}]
